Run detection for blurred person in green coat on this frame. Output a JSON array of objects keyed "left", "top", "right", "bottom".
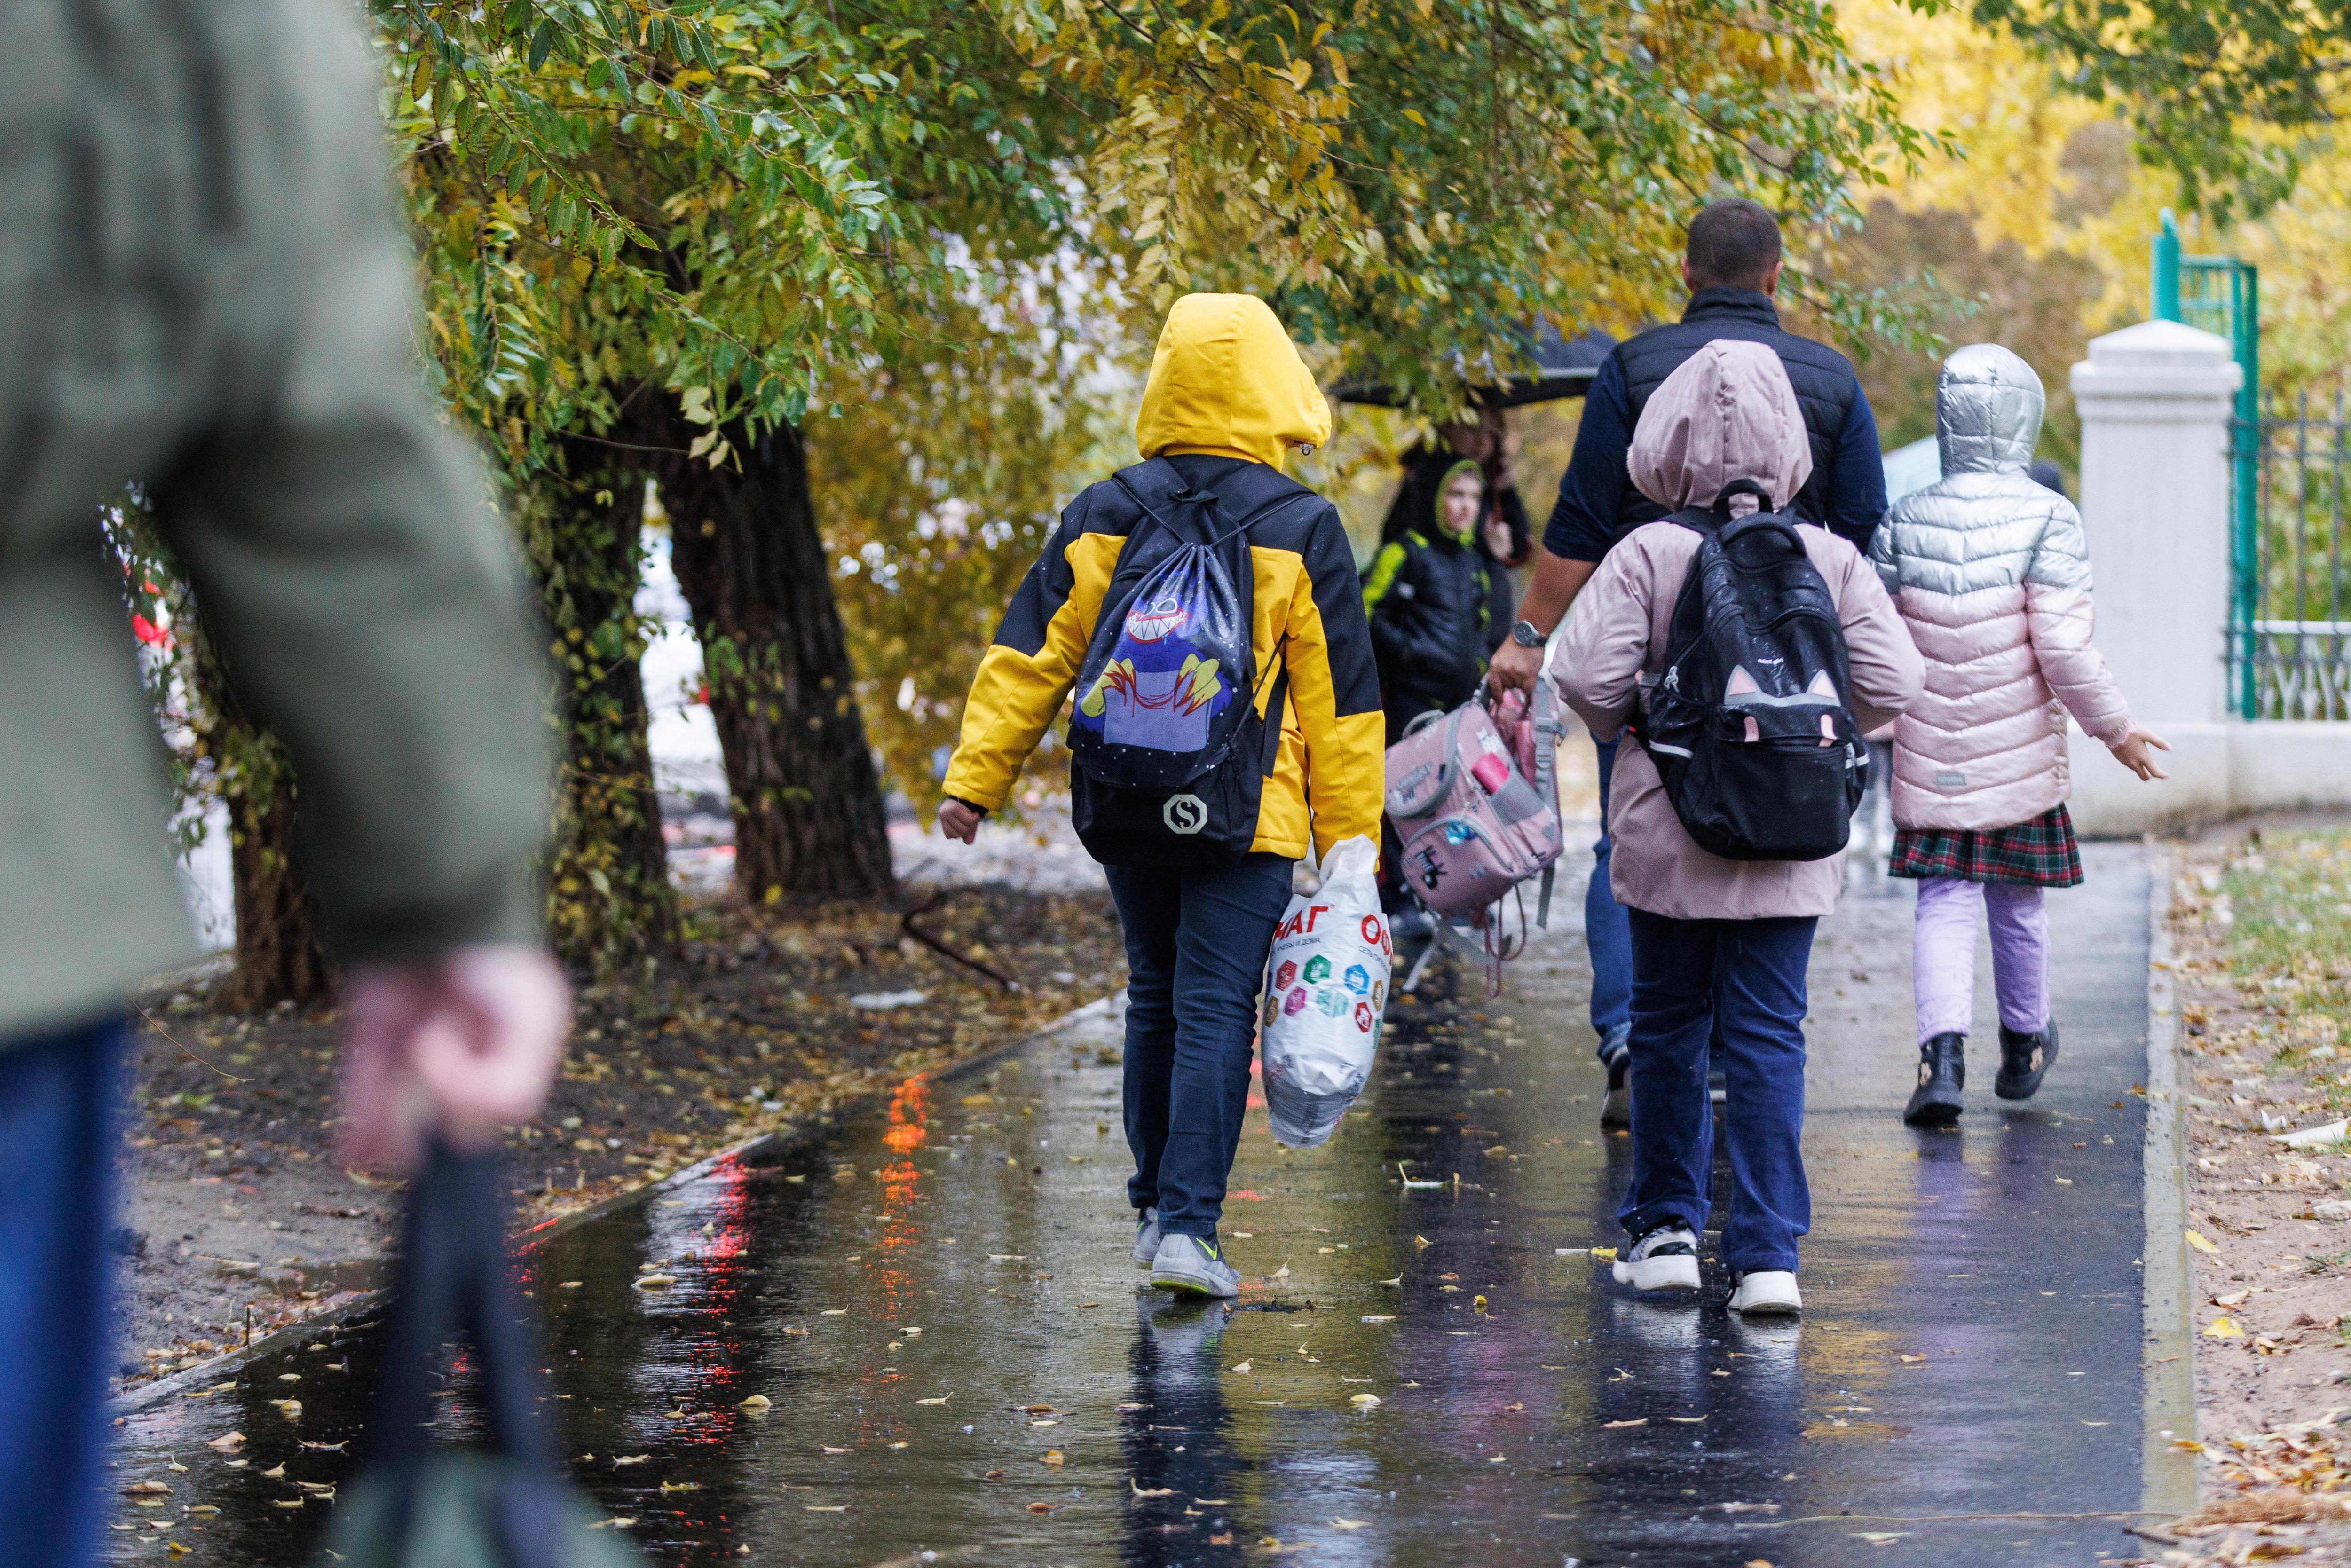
[{"left": 0, "top": 5, "right": 563, "bottom": 1562}]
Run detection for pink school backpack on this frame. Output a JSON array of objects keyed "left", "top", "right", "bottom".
[{"left": 1383, "top": 683, "right": 1564, "bottom": 931}]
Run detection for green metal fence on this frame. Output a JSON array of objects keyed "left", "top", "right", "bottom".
[
  {"left": 2146, "top": 212, "right": 2346, "bottom": 719},
  {"left": 2233, "top": 395, "right": 2351, "bottom": 720}
]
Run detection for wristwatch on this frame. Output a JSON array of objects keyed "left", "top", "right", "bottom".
[{"left": 1508, "top": 619, "right": 1547, "bottom": 648}]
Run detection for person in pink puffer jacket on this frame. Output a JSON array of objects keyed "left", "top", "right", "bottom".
[{"left": 1868, "top": 344, "right": 2170, "bottom": 1127}]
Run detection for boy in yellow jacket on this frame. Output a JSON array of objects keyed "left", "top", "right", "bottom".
[{"left": 938, "top": 295, "right": 1383, "bottom": 1296}]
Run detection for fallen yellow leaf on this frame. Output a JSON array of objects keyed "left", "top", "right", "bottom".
[
  {"left": 738, "top": 1395, "right": 773, "bottom": 1413},
  {"left": 2185, "top": 1229, "right": 2220, "bottom": 1254},
  {"left": 1349, "top": 1394, "right": 1381, "bottom": 1408},
  {"left": 1331, "top": 1517, "right": 1369, "bottom": 1530},
  {"left": 2204, "top": 1316, "right": 2245, "bottom": 1339}
]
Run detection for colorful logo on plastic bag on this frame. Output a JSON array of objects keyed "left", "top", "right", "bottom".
[
  {"left": 1303, "top": 954, "right": 1332, "bottom": 985},
  {"left": 1273, "top": 960, "right": 1298, "bottom": 991},
  {"left": 1342, "top": 963, "right": 1371, "bottom": 996},
  {"left": 1283, "top": 986, "right": 1308, "bottom": 1016},
  {"left": 1315, "top": 988, "right": 1346, "bottom": 1019},
  {"left": 1355, "top": 1001, "right": 1374, "bottom": 1032}
]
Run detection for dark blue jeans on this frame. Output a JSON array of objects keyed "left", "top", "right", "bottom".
[
  {"left": 1106, "top": 853, "right": 1293, "bottom": 1239},
  {"left": 1587, "top": 736, "right": 1633, "bottom": 1054},
  {"left": 1620, "top": 911, "right": 1815, "bottom": 1273},
  {"left": 0, "top": 1016, "right": 124, "bottom": 1568}
]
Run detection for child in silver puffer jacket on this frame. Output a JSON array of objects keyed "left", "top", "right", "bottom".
[{"left": 1867, "top": 344, "right": 2169, "bottom": 1127}]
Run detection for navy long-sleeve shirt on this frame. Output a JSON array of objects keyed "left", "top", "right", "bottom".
[{"left": 1543, "top": 351, "right": 1888, "bottom": 563}]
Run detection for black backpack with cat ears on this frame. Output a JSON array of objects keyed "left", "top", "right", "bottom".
[{"left": 1633, "top": 480, "right": 1868, "bottom": 862}]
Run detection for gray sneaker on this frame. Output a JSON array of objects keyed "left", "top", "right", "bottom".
[
  {"left": 1598, "top": 1024, "right": 1632, "bottom": 1129},
  {"left": 1132, "top": 1207, "right": 1162, "bottom": 1268},
  {"left": 1149, "top": 1232, "right": 1241, "bottom": 1298}
]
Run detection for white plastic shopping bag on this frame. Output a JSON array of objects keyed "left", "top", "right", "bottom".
[{"left": 1259, "top": 835, "right": 1391, "bottom": 1147}]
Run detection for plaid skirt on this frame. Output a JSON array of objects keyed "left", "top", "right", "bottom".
[{"left": 1888, "top": 804, "right": 2084, "bottom": 888}]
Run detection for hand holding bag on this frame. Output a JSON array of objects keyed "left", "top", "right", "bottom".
[{"left": 316, "top": 1142, "right": 642, "bottom": 1568}]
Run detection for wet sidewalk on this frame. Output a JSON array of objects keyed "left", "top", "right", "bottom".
[{"left": 112, "top": 848, "right": 2163, "bottom": 1567}]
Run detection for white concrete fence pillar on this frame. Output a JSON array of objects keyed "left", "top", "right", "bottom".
[{"left": 2067, "top": 320, "right": 2240, "bottom": 835}]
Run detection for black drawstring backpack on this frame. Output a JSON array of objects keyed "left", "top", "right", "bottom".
[
  {"left": 1064, "top": 457, "right": 1312, "bottom": 855},
  {"left": 316, "top": 1143, "right": 640, "bottom": 1568},
  {"left": 1633, "top": 480, "right": 1869, "bottom": 862}
]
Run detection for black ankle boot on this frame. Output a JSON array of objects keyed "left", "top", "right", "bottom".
[
  {"left": 1902, "top": 1033, "right": 1966, "bottom": 1127},
  {"left": 1995, "top": 1018, "right": 2060, "bottom": 1100}
]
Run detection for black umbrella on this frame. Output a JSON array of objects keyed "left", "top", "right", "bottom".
[{"left": 1332, "top": 319, "right": 1616, "bottom": 410}]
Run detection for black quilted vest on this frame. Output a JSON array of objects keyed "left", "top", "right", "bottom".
[{"left": 1614, "top": 288, "right": 1861, "bottom": 535}]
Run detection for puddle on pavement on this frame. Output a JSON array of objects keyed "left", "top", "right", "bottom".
[{"left": 112, "top": 851, "right": 2158, "bottom": 1566}]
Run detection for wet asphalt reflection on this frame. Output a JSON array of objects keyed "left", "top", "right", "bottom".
[{"left": 112, "top": 848, "right": 2155, "bottom": 1567}]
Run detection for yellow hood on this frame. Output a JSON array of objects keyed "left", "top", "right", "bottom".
[{"left": 1134, "top": 294, "right": 1333, "bottom": 472}]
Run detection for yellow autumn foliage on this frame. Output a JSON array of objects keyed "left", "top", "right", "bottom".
[{"left": 1840, "top": 0, "right": 2350, "bottom": 401}]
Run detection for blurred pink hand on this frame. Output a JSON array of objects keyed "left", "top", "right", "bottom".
[{"left": 337, "top": 944, "right": 570, "bottom": 1173}]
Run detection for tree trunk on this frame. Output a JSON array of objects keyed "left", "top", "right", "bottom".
[
  {"left": 187, "top": 638, "right": 331, "bottom": 1012},
  {"left": 642, "top": 393, "right": 895, "bottom": 902},
  {"left": 533, "top": 427, "right": 677, "bottom": 969},
  {"left": 219, "top": 759, "right": 331, "bottom": 1010}
]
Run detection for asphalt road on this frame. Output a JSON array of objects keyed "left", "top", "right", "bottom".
[{"left": 111, "top": 848, "right": 2159, "bottom": 1567}]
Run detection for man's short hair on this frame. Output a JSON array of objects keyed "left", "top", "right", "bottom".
[{"left": 1686, "top": 198, "right": 1782, "bottom": 290}]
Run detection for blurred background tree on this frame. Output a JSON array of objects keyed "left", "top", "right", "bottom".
[
  {"left": 1972, "top": 0, "right": 2350, "bottom": 225},
  {"left": 1791, "top": 0, "right": 2351, "bottom": 490}
]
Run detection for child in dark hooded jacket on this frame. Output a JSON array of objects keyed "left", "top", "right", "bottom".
[
  {"left": 1363, "top": 453, "right": 1495, "bottom": 924},
  {"left": 1363, "top": 453, "right": 1496, "bottom": 734}
]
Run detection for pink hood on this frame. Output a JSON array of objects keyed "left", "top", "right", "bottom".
[{"left": 1629, "top": 339, "right": 1814, "bottom": 515}]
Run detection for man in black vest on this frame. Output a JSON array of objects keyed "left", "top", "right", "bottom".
[{"left": 1487, "top": 197, "right": 1888, "bottom": 1126}]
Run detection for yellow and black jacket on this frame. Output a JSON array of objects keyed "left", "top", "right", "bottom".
[{"left": 944, "top": 295, "right": 1384, "bottom": 864}]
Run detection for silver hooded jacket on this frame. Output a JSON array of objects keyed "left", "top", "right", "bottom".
[{"left": 1867, "top": 345, "right": 2135, "bottom": 832}]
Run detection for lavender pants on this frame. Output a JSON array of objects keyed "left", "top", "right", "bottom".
[{"left": 1912, "top": 877, "right": 2051, "bottom": 1045}]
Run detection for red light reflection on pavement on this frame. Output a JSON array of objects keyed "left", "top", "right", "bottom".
[
  {"left": 663, "top": 1153, "right": 757, "bottom": 1456},
  {"left": 818, "top": 1076, "right": 934, "bottom": 1460}
]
